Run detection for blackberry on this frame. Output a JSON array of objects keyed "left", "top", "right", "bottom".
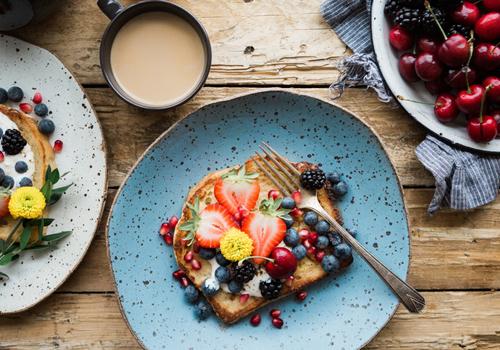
[
  {"left": 393, "top": 7, "right": 422, "bottom": 31},
  {"left": 384, "top": 0, "right": 403, "bottom": 20},
  {"left": 420, "top": 7, "right": 446, "bottom": 36},
  {"left": 431, "top": 0, "right": 463, "bottom": 10},
  {"left": 447, "top": 23, "right": 471, "bottom": 37},
  {"left": 232, "top": 261, "right": 256, "bottom": 283},
  {"left": 1, "top": 129, "right": 27, "bottom": 155},
  {"left": 259, "top": 278, "right": 283, "bottom": 300},
  {"left": 300, "top": 169, "right": 326, "bottom": 190}
]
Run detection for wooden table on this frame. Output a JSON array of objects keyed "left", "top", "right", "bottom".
[{"left": 1, "top": 1, "right": 500, "bottom": 348}]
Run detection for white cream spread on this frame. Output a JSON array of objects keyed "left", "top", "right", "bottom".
[{"left": 0, "top": 112, "right": 35, "bottom": 188}]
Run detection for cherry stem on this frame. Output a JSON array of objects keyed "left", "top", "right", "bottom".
[
  {"left": 424, "top": 0, "right": 448, "bottom": 40},
  {"left": 241, "top": 256, "right": 274, "bottom": 264},
  {"left": 465, "top": 31, "right": 474, "bottom": 93},
  {"left": 479, "top": 84, "right": 493, "bottom": 124},
  {"left": 397, "top": 95, "right": 434, "bottom": 106}
]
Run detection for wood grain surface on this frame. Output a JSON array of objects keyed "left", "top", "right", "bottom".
[{"left": 2, "top": 0, "right": 499, "bottom": 348}]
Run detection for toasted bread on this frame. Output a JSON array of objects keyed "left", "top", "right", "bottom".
[
  {"left": 174, "top": 157, "right": 343, "bottom": 324},
  {"left": 0, "top": 104, "right": 55, "bottom": 241}
]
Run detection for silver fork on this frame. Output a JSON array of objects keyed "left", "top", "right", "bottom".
[{"left": 253, "top": 142, "right": 425, "bottom": 313}]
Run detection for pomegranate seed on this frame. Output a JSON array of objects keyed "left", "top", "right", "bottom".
[
  {"left": 163, "top": 233, "right": 173, "bottom": 245},
  {"left": 296, "top": 291, "right": 307, "bottom": 301},
  {"left": 307, "top": 246, "right": 317, "bottom": 255},
  {"left": 239, "top": 293, "right": 250, "bottom": 304},
  {"left": 291, "top": 190, "right": 302, "bottom": 204},
  {"left": 298, "top": 229, "right": 309, "bottom": 241},
  {"left": 184, "top": 251, "right": 194, "bottom": 262},
  {"left": 191, "top": 258, "right": 202, "bottom": 270},
  {"left": 315, "top": 250, "right": 325, "bottom": 262},
  {"left": 250, "top": 314, "right": 261, "bottom": 326},
  {"left": 172, "top": 269, "right": 185, "bottom": 280},
  {"left": 19, "top": 103, "right": 33, "bottom": 113},
  {"left": 53, "top": 140, "right": 63, "bottom": 153},
  {"left": 270, "top": 309, "right": 281, "bottom": 318},
  {"left": 32, "top": 92, "right": 43, "bottom": 104},
  {"left": 192, "top": 243, "right": 200, "bottom": 253},
  {"left": 180, "top": 277, "right": 189, "bottom": 287},
  {"left": 303, "top": 239, "right": 312, "bottom": 249},
  {"left": 308, "top": 232, "right": 318, "bottom": 243},
  {"left": 268, "top": 189, "right": 280, "bottom": 200},
  {"left": 272, "top": 317, "right": 284, "bottom": 329},
  {"left": 159, "top": 223, "right": 170, "bottom": 235},
  {"left": 0, "top": 151, "right": 4, "bottom": 162},
  {"left": 168, "top": 216, "right": 178, "bottom": 228},
  {"left": 285, "top": 275, "right": 294, "bottom": 287},
  {"left": 290, "top": 207, "right": 303, "bottom": 218}
]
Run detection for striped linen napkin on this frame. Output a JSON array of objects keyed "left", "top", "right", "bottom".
[{"left": 321, "top": 0, "right": 500, "bottom": 213}]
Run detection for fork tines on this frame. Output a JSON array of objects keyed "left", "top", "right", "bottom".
[{"left": 253, "top": 142, "right": 301, "bottom": 196}]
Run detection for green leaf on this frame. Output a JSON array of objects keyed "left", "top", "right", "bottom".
[
  {"left": 42, "top": 231, "right": 72, "bottom": 242},
  {"left": 51, "top": 184, "right": 72, "bottom": 195},
  {"left": 49, "top": 168, "right": 60, "bottom": 184},
  {"left": 24, "top": 244, "right": 50, "bottom": 251},
  {"left": 3, "top": 243, "right": 19, "bottom": 255},
  {"left": 45, "top": 166, "right": 52, "bottom": 182},
  {"left": 0, "top": 252, "right": 19, "bottom": 265},
  {"left": 25, "top": 218, "right": 55, "bottom": 227},
  {"left": 19, "top": 226, "right": 33, "bottom": 250},
  {"left": 0, "top": 271, "right": 9, "bottom": 280}
]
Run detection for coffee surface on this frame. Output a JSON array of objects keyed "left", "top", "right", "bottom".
[{"left": 110, "top": 11, "right": 206, "bottom": 107}]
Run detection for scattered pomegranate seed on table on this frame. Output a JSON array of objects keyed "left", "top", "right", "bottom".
[
  {"left": 159, "top": 223, "right": 170, "bottom": 235},
  {"left": 163, "top": 233, "right": 173, "bottom": 245},
  {"left": 296, "top": 291, "right": 307, "bottom": 301},
  {"left": 270, "top": 309, "right": 281, "bottom": 318},
  {"left": 250, "top": 314, "right": 261, "bottom": 326},
  {"left": 180, "top": 277, "right": 189, "bottom": 288},
  {"left": 19, "top": 103, "right": 33, "bottom": 113},
  {"left": 53, "top": 140, "right": 63, "bottom": 153},
  {"left": 172, "top": 269, "right": 185, "bottom": 280},
  {"left": 32, "top": 92, "right": 43, "bottom": 104},
  {"left": 0, "top": 151, "right": 4, "bottom": 162},
  {"left": 271, "top": 317, "right": 284, "bottom": 329},
  {"left": 168, "top": 216, "right": 178, "bottom": 228}
]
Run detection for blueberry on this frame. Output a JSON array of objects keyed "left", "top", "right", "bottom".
[
  {"left": 332, "top": 181, "right": 348, "bottom": 197},
  {"left": 0, "top": 168, "right": 4, "bottom": 183},
  {"left": 15, "top": 161, "right": 28, "bottom": 174},
  {"left": 2, "top": 176, "right": 14, "bottom": 189},
  {"left": 19, "top": 177, "right": 33, "bottom": 187},
  {"left": 321, "top": 255, "right": 340, "bottom": 273},
  {"left": 0, "top": 88, "right": 7, "bottom": 103},
  {"left": 333, "top": 243, "right": 352, "bottom": 261},
  {"left": 34, "top": 103, "right": 48, "bottom": 117},
  {"left": 348, "top": 229, "right": 358, "bottom": 238},
  {"left": 328, "top": 232, "right": 342, "bottom": 246},
  {"left": 215, "top": 251, "right": 230, "bottom": 266},
  {"left": 280, "top": 197, "right": 295, "bottom": 209},
  {"left": 215, "top": 266, "right": 231, "bottom": 283},
  {"left": 201, "top": 278, "right": 220, "bottom": 297},
  {"left": 0, "top": 128, "right": 3, "bottom": 139},
  {"left": 184, "top": 285, "right": 199, "bottom": 304},
  {"left": 303, "top": 211, "right": 318, "bottom": 227},
  {"left": 315, "top": 220, "right": 330, "bottom": 235},
  {"left": 194, "top": 299, "right": 212, "bottom": 320},
  {"left": 326, "top": 172, "right": 341, "bottom": 184},
  {"left": 315, "top": 235, "right": 329, "bottom": 249},
  {"left": 292, "top": 244, "right": 307, "bottom": 260},
  {"left": 38, "top": 119, "right": 55, "bottom": 135},
  {"left": 228, "top": 280, "right": 243, "bottom": 294},
  {"left": 281, "top": 214, "right": 294, "bottom": 229},
  {"left": 7, "top": 86, "right": 23, "bottom": 102},
  {"left": 284, "top": 228, "right": 300, "bottom": 247},
  {"left": 198, "top": 248, "right": 215, "bottom": 260}
]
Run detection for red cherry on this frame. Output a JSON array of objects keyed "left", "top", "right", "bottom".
[
  {"left": 467, "top": 116, "right": 498, "bottom": 142},
  {"left": 32, "top": 92, "right": 43, "bottom": 104},
  {"left": 53, "top": 140, "right": 63, "bottom": 153},
  {"left": 483, "top": 76, "right": 500, "bottom": 103},
  {"left": 272, "top": 317, "right": 284, "bottom": 329},
  {"left": 265, "top": 247, "right": 298, "bottom": 279},
  {"left": 389, "top": 26, "right": 414, "bottom": 51},
  {"left": 456, "top": 85, "right": 485, "bottom": 114},
  {"left": 417, "top": 37, "right": 440, "bottom": 54},
  {"left": 484, "top": 0, "right": 500, "bottom": 11},
  {"left": 398, "top": 53, "right": 419, "bottom": 82},
  {"left": 270, "top": 309, "right": 281, "bottom": 318},
  {"left": 425, "top": 79, "right": 448, "bottom": 95},
  {"left": 438, "top": 34, "right": 470, "bottom": 68},
  {"left": 473, "top": 43, "right": 500, "bottom": 71},
  {"left": 444, "top": 67, "right": 476, "bottom": 89},
  {"left": 492, "top": 110, "right": 500, "bottom": 131},
  {"left": 451, "top": 2, "right": 480, "bottom": 26},
  {"left": 434, "top": 93, "right": 459, "bottom": 123},
  {"left": 184, "top": 250, "right": 194, "bottom": 263},
  {"left": 415, "top": 52, "right": 443, "bottom": 81},
  {"left": 268, "top": 189, "right": 280, "bottom": 200},
  {"left": 250, "top": 314, "right": 261, "bottom": 326},
  {"left": 475, "top": 12, "right": 500, "bottom": 42},
  {"left": 296, "top": 290, "right": 307, "bottom": 301}
]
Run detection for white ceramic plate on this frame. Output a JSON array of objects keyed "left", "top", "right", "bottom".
[
  {"left": 0, "top": 35, "right": 107, "bottom": 313},
  {"left": 371, "top": 0, "right": 500, "bottom": 153}
]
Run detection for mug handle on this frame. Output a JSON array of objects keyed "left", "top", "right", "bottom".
[{"left": 97, "top": 0, "right": 123, "bottom": 20}]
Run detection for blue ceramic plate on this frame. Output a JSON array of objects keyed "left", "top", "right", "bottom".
[{"left": 107, "top": 91, "right": 410, "bottom": 350}]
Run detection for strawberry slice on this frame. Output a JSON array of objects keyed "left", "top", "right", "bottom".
[
  {"left": 179, "top": 198, "right": 238, "bottom": 248},
  {"left": 214, "top": 165, "right": 260, "bottom": 216},
  {"left": 241, "top": 198, "right": 289, "bottom": 264}
]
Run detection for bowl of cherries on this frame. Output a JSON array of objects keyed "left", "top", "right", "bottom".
[{"left": 372, "top": 0, "right": 500, "bottom": 153}]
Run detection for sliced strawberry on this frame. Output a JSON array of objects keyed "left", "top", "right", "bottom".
[
  {"left": 214, "top": 165, "right": 260, "bottom": 216},
  {"left": 195, "top": 204, "right": 238, "bottom": 248}
]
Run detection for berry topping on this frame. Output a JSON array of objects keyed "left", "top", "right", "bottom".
[
  {"left": 233, "top": 260, "right": 257, "bottom": 283},
  {"left": 270, "top": 309, "right": 281, "bottom": 318},
  {"left": 201, "top": 278, "right": 220, "bottom": 297},
  {"left": 1, "top": 129, "right": 27, "bottom": 155},
  {"left": 194, "top": 300, "right": 212, "bottom": 320},
  {"left": 296, "top": 290, "right": 307, "bottom": 301},
  {"left": 19, "top": 103, "right": 33, "bottom": 113},
  {"left": 315, "top": 235, "right": 329, "bottom": 249},
  {"left": 184, "top": 285, "right": 199, "bottom": 304},
  {"left": 300, "top": 169, "right": 326, "bottom": 190},
  {"left": 259, "top": 278, "right": 283, "bottom": 300},
  {"left": 2, "top": 176, "right": 14, "bottom": 189},
  {"left": 315, "top": 220, "right": 330, "bottom": 234},
  {"left": 14, "top": 161, "right": 28, "bottom": 174},
  {"left": 292, "top": 244, "right": 307, "bottom": 260},
  {"left": 215, "top": 266, "right": 231, "bottom": 283},
  {"left": 303, "top": 211, "right": 318, "bottom": 226},
  {"left": 191, "top": 258, "right": 202, "bottom": 270},
  {"left": 284, "top": 228, "right": 300, "bottom": 247},
  {"left": 0, "top": 88, "right": 7, "bottom": 104},
  {"left": 267, "top": 189, "right": 280, "bottom": 200},
  {"left": 34, "top": 103, "right": 49, "bottom": 117},
  {"left": 32, "top": 92, "right": 43, "bottom": 104},
  {"left": 389, "top": 26, "right": 414, "bottom": 51},
  {"left": 38, "top": 119, "right": 55, "bottom": 135},
  {"left": 198, "top": 247, "right": 216, "bottom": 260},
  {"left": 281, "top": 213, "right": 294, "bottom": 228},
  {"left": 321, "top": 255, "right": 341, "bottom": 273},
  {"left": 333, "top": 243, "right": 353, "bottom": 261},
  {"left": 53, "top": 140, "right": 63, "bottom": 153},
  {"left": 250, "top": 314, "right": 261, "bottom": 326},
  {"left": 215, "top": 251, "right": 231, "bottom": 266},
  {"left": 398, "top": 53, "right": 419, "bottom": 83},
  {"left": 331, "top": 181, "right": 348, "bottom": 197},
  {"left": 265, "top": 247, "right": 298, "bottom": 279},
  {"left": 271, "top": 317, "right": 284, "bottom": 329},
  {"left": 228, "top": 280, "right": 243, "bottom": 294},
  {"left": 394, "top": 7, "right": 422, "bottom": 31},
  {"left": 19, "top": 177, "right": 32, "bottom": 187},
  {"left": 280, "top": 196, "right": 295, "bottom": 209},
  {"left": 7, "top": 86, "right": 23, "bottom": 102}
]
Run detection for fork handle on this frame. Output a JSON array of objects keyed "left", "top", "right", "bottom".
[{"left": 309, "top": 205, "right": 425, "bottom": 313}]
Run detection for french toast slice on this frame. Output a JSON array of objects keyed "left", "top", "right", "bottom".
[{"left": 173, "top": 157, "right": 342, "bottom": 324}]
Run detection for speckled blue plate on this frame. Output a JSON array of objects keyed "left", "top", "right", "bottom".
[{"left": 107, "top": 91, "right": 410, "bottom": 350}]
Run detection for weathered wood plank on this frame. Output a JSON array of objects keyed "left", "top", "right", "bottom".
[
  {"left": 87, "top": 87, "right": 432, "bottom": 188},
  {"left": 13, "top": 0, "right": 346, "bottom": 86},
  {"left": 0, "top": 291, "right": 499, "bottom": 349},
  {"left": 58, "top": 188, "right": 500, "bottom": 293}
]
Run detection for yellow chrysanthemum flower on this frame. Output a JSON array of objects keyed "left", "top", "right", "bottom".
[
  {"left": 8, "top": 186, "right": 46, "bottom": 219},
  {"left": 220, "top": 228, "right": 254, "bottom": 262}
]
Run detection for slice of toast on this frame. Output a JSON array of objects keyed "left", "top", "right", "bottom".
[
  {"left": 0, "top": 104, "right": 56, "bottom": 241},
  {"left": 173, "top": 157, "right": 343, "bottom": 324}
]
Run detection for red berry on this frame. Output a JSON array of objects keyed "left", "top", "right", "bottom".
[
  {"left": 169, "top": 216, "right": 179, "bottom": 228},
  {"left": 308, "top": 231, "right": 318, "bottom": 243},
  {"left": 484, "top": 0, "right": 500, "bottom": 11},
  {"left": 290, "top": 207, "right": 303, "bottom": 218},
  {"left": 180, "top": 277, "right": 189, "bottom": 287},
  {"left": 298, "top": 229, "right": 309, "bottom": 241},
  {"left": 425, "top": 80, "right": 448, "bottom": 95},
  {"left": 303, "top": 239, "right": 312, "bottom": 249},
  {"left": 417, "top": 37, "right": 440, "bottom": 55},
  {"left": 389, "top": 26, "right": 413, "bottom": 51},
  {"left": 296, "top": 290, "right": 307, "bottom": 301},
  {"left": 172, "top": 269, "right": 185, "bottom": 280},
  {"left": 191, "top": 258, "right": 202, "bottom": 270},
  {"left": 315, "top": 250, "right": 326, "bottom": 262},
  {"left": 434, "top": 93, "right": 459, "bottom": 123},
  {"left": 32, "top": 92, "right": 43, "bottom": 104},
  {"left": 475, "top": 12, "right": 500, "bottom": 42},
  {"left": 451, "top": 2, "right": 480, "bottom": 27},
  {"left": 192, "top": 242, "right": 200, "bottom": 253},
  {"left": 163, "top": 233, "right": 173, "bottom": 245},
  {"left": 159, "top": 222, "right": 170, "bottom": 235},
  {"left": 53, "top": 140, "right": 63, "bottom": 153},
  {"left": 398, "top": 53, "right": 419, "bottom": 82},
  {"left": 272, "top": 318, "right": 284, "bottom": 329},
  {"left": 492, "top": 110, "right": 500, "bottom": 131},
  {"left": 444, "top": 67, "right": 476, "bottom": 89},
  {"left": 483, "top": 76, "right": 500, "bottom": 103},
  {"left": 250, "top": 314, "right": 261, "bottom": 326},
  {"left": 240, "top": 293, "right": 250, "bottom": 304},
  {"left": 467, "top": 116, "right": 498, "bottom": 142},
  {"left": 184, "top": 250, "right": 194, "bottom": 263},
  {"left": 456, "top": 85, "right": 485, "bottom": 114},
  {"left": 307, "top": 246, "right": 317, "bottom": 255},
  {"left": 291, "top": 190, "right": 301, "bottom": 204},
  {"left": 268, "top": 189, "right": 280, "bottom": 200},
  {"left": 438, "top": 34, "right": 470, "bottom": 68},
  {"left": 265, "top": 247, "right": 298, "bottom": 279},
  {"left": 473, "top": 43, "right": 500, "bottom": 71},
  {"left": 270, "top": 309, "right": 281, "bottom": 318},
  {"left": 285, "top": 275, "right": 295, "bottom": 287},
  {"left": 415, "top": 52, "right": 443, "bottom": 82},
  {"left": 0, "top": 151, "right": 4, "bottom": 162},
  {"left": 19, "top": 103, "right": 33, "bottom": 113}
]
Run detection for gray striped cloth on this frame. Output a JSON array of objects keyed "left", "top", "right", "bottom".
[{"left": 321, "top": 0, "right": 500, "bottom": 213}]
